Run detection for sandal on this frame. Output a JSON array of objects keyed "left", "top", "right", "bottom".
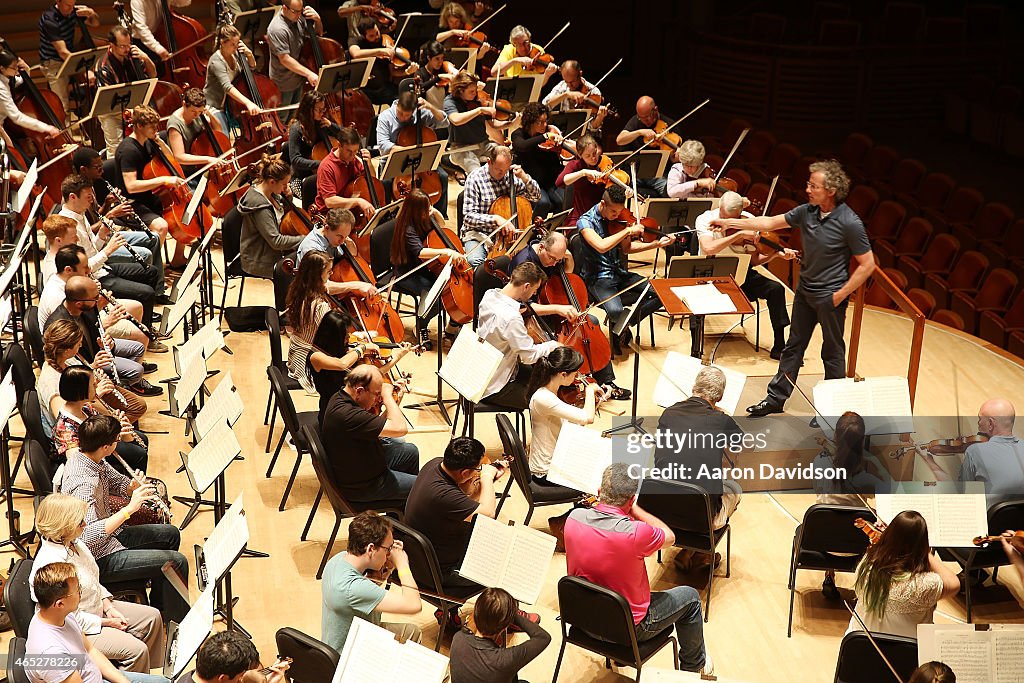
[{"left": 434, "top": 607, "right": 462, "bottom": 630}]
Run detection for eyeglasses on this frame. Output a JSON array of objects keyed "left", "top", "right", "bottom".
[
  {"left": 376, "top": 543, "right": 394, "bottom": 556},
  {"left": 806, "top": 182, "right": 824, "bottom": 190}
]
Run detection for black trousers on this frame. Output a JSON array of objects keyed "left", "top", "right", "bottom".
[
  {"left": 766, "top": 288, "right": 848, "bottom": 405},
  {"left": 484, "top": 367, "right": 532, "bottom": 411},
  {"left": 741, "top": 270, "right": 791, "bottom": 340}
]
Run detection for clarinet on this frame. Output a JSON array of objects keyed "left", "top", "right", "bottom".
[
  {"left": 98, "top": 214, "right": 149, "bottom": 268},
  {"left": 103, "top": 179, "right": 156, "bottom": 238},
  {"left": 94, "top": 394, "right": 150, "bottom": 453},
  {"left": 95, "top": 279, "right": 158, "bottom": 341}
]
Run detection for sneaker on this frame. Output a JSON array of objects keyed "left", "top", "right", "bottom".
[
  {"left": 147, "top": 340, "right": 169, "bottom": 353},
  {"left": 127, "top": 378, "right": 163, "bottom": 397},
  {"left": 150, "top": 312, "right": 164, "bottom": 324},
  {"left": 418, "top": 326, "right": 433, "bottom": 352},
  {"left": 821, "top": 573, "right": 841, "bottom": 601},
  {"left": 508, "top": 609, "right": 540, "bottom": 633},
  {"left": 700, "top": 653, "right": 714, "bottom": 676},
  {"left": 433, "top": 608, "right": 462, "bottom": 631},
  {"left": 142, "top": 362, "right": 159, "bottom": 375}
]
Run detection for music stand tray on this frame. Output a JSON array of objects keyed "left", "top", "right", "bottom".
[
  {"left": 547, "top": 109, "right": 591, "bottom": 140},
  {"left": 484, "top": 75, "right": 542, "bottom": 110},
  {"left": 316, "top": 59, "right": 373, "bottom": 95},
  {"left": 233, "top": 7, "right": 276, "bottom": 42},
  {"left": 377, "top": 140, "right": 446, "bottom": 182},
  {"left": 356, "top": 198, "right": 404, "bottom": 241},
  {"left": 395, "top": 13, "right": 442, "bottom": 54},
  {"left": 55, "top": 46, "right": 107, "bottom": 80},
  {"left": 445, "top": 46, "right": 475, "bottom": 74},
  {"left": 88, "top": 80, "right": 156, "bottom": 119},
  {"left": 605, "top": 150, "right": 670, "bottom": 179}
]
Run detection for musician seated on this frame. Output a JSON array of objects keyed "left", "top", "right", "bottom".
[
  {"left": 543, "top": 60, "right": 608, "bottom": 130},
  {"left": 666, "top": 139, "right": 716, "bottom": 199},
  {"left": 297, "top": 207, "right": 377, "bottom": 295},
  {"left": 696, "top": 191, "right": 796, "bottom": 358},
  {"left": 405, "top": 437, "right": 508, "bottom": 623},
  {"left": 59, "top": 414, "right": 190, "bottom": 625},
  {"left": 320, "top": 365, "right": 420, "bottom": 507},
  {"left": 374, "top": 90, "right": 450, "bottom": 217},
  {"left": 510, "top": 103, "right": 565, "bottom": 219},
  {"left": 654, "top": 366, "right": 742, "bottom": 570},
  {"left": 615, "top": 96, "right": 671, "bottom": 198},
  {"left": 443, "top": 70, "right": 514, "bottom": 176},
  {"left": 321, "top": 511, "right": 423, "bottom": 653},
  {"left": 0, "top": 50, "right": 60, "bottom": 137},
  {"left": 37, "top": 0, "right": 101, "bottom": 114},
  {"left": 555, "top": 134, "right": 607, "bottom": 226},
  {"left": 413, "top": 41, "right": 454, "bottom": 112},
  {"left": 31, "top": 494, "right": 165, "bottom": 675},
  {"left": 289, "top": 91, "right": 340, "bottom": 210},
  {"left": 576, "top": 185, "right": 674, "bottom": 355},
  {"left": 266, "top": 0, "right": 323, "bottom": 120},
  {"left": 167, "top": 88, "right": 229, "bottom": 187},
  {"left": 95, "top": 26, "right": 157, "bottom": 156},
  {"left": 26, "top": 562, "right": 171, "bottom": 683},
  {"left": 462, "top": 146, "right": 541, "bottom": 268},
  {"left": 564, "top": 463, "right": 712, "bottom": 674},
  {"left": 204, "top": 24, "right": 260, "bottom": 135},
  {"left": 449, "top": 587, "right": 551, "bottom": 683},
  {"left": 338, "top": 0, "right": 392, "bottom": 48},
  {"left": 492, "top": 25, "right": 558, "bottom": 87},
  {"left": 313, "top": 125, "right": 374, "bottom": 218},
  {"left": 177, "top": 630, "right": 289, "bottom": 683},
  {"left": 477, "top": 262, "right": 560, "bottom": 410},
  {"left": 57, "top": 176, "right": 164, "bottom": 351},
  {"left": 53, "top": 364, "right": 149, "bottom": 474},
  {"left": 238, "top": 155, "right": 304, "bottom": 279},
  {"left": 438, "top": 2, "right": 489, "bottom": 53},
  {"left": 348, "top": 17, "right": 400, "bottom": 106}
]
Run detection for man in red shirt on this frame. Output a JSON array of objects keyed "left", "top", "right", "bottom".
[
  {"left": 314, "top": 125, "right": 377, "bottom": 218},
  {"left": 564, "top": 462, "right": 712, "bottom": 675}
]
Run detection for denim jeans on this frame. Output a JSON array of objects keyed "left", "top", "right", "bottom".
[
  {"left": 96, "top": 524, "right": 190, "bottom": 624},
  {"left": 462, "top": 239, "right": 488, "bottom": 268},
  {"left": 589, "top": 272, "right": 662, "bottom": 333},
  {"left": 113, "top": 672, "right": 171, "bottom": 683},
  {"left": 344, "top": 438, "right": 420, "bottom": 507},
  {"left": 108, "top": 231, "right": 156, "bottom": 266},
  {"left": 635, "top": 586, "right": 707, "bottom": 671}
]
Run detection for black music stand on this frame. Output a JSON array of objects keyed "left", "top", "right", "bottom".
[
  {"left": 316, "top": 59, "right": 373, "bottom": 96},
  {"left": 233, "top": 7, "right": 275, "bottom": 49},
  {"left": 394, "top": 13, "right": 441, "bottom": 53},
  {"left": 644, "top": 197, "right": 711, "bottom": 267},
  {"left": 603, "top": 280, "right": 654, "bottom": 437},
  {"left": 88, "top": 80, "right": 155, "bottom": 134},
  {"left": 402, "top": 263, "right": 457, "bottom": 425},
  {"left": 605, "top": 150, "right": 670, "bottom": 180},
  {"left": 54, "top": 46, "right": 106, "bottom": 82},
  {"left": 667, "top": 257, "right": 743, "bottom": 359},
  {"left": 483, "top": 75, "right": 541, "bottom": 111},
  {"left": 0, "top": 370, "right": 31, "bottom": 557},
  {"left": 445, "top": 46, "right": 474, "bottom": 73},
  {"left": 355, "top": 197, "right": 403, "bottom": 244},
  {"left": 194, "top": 495, "right": 253, "bottom": 635},
  {"left": 547, "top": 110, "right": 591, "bottom": 140},
  {"left": 377, "top": 140, "right": 445, "bottom": 186}
]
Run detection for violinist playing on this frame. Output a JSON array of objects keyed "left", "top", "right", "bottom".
[
  {"left": 443, "top": 70, "right": 514, "bottom": 176},
  {"left": 238, "top": 154, "right": 304, "bottom": 280},
  {"left": 615, "top": 95, "right": 671, "bottom": 197},
  {"left": 38, "top": 0, "right": 101, "bottom": 113},
  {"left": 337, "top": 0, "right": 396, "bottom": 48},
  {"left": 296, "top": 207, "right": 378, "bottom": 300},
  {"left": 511, "top": 102, "right": 566, "bottom": 219},
  {"left": 267, "top": 0, "right": 324, "bottom": 121},
  {"left": 0, "top": 50, "right": 61, "bottom": 138},
  {"left": 462, "top": 145, "right": 541, "bottom": 267},
  {"left": 555, "top": 134, "right": 607, "bottom": 226},
  {"left": 667, "top": 140, "right": 718, "bottom": 200},
  {"left": 437, "top": 3, "right": 492, "bottom": 58},
  {"left": 167, "top": 88, "right": 231, "bottom": 186},
  {"left": 96, "top": 26, "right": 157, "bottom": 156},
  {"left": 492, "top": 25, "right": 558, "bottom": 87},
  {"left": 288, "top": 92, "right": 338, "bottom": 209},
  {"left": 349, "top": 17, "right": 402, "bottom": 106},
  {"left": 577, "top": 185, "right": 674, "bottom": 356},
  {"left": 204, "top": 24, "right": 261, "bottom": 134},
  {"left": 542, "top": 60, "right": 609, "bottom": 137},
  {"left": 414, "top": 40, "right": 457, "bottom": 110},
  {"left": 314, "top": 125, "right": 375, "bottom": 218},
  {"left": 696, "top": 191, "right": 795, "bottom": 359}
]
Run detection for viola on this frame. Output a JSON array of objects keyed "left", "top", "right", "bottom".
[
  {"left": 382, "top": 34, "right": 418, "bottom": 78},
  {"left": 854, "top": 517, "right": 886, "bottom": 545},
  {"left": 650, "top": 118, "right": 683, "bottom": 153},
  {"left": 144, "top": 134, "right": 211, "bottom": 244},
  {"left": 425, "top": 215, "right": 475, "bottom": 324},
  {"left": 538, "top": 263, "right": 612, "bottom": 376},
  {"left": 189, "top": 113, "right": 236, "bottom": 217},
  {"left": 392, "top": 115, "right": 443, "bottom": 205},
  {"left": 362, "top": 2, "right": 397, "bottom": 33},
  {"left": 608, "top": 207, "right": 674, "bottom": 243},
  {"left": 453, "top": 30, "right": 496, "bottom": 55},
  {"left": 556, "top": 375, "right": 606, "bottom": 409},
  {"left": 536, "top": 126, "right": 577, "bottom": 161},
  {"left": 155, "top": 0, "right": 209, "bottom": 89},
  {"left": 973, "top": 531, "right": 1024, "bottom": 554},
  {"left": 891, "top": 433, "right": 989, "bottom": 460},
  {"left": 526, "top": 45, "right": 555, "bottom": 74},
  {"left": 700, "top": 166, "right": 764, "bottom": 212},
  {"left": 229, "top": 45, "right": 285, "bottom": 157},
  {"left": 587, "top": 154, "right": 631, "bottom": 193},
  {"left": 341, "top": 153, "right": 386, "bottom": 263}
]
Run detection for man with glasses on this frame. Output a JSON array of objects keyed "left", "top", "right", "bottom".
[
  {"left": 615, "top": 95, "right": 671, "bottom": 198},
  {"left": 321, "top": 511, "right": 422, "bottom": 653},
  {"left": 710, "top": 159, "right": 875, "bottom": 416},
  {"left": 542, "top": 60, "right": 609, "bottom": 136},
  {"left": 267, "top": 0, "right": 323, "bottom": 121},
  {"left": 96, "top": 25, "right": 157, "bottom": 155},
  {"left": 492, "top": 25, "right": 557, "bottom": 87}
]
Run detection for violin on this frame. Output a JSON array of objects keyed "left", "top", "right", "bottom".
[
  {"left": 716, "top": 221, "right": 799, "bottom": 262},
  {"left": 155, "top": 0, "right": 209, "bottom": 89},
  {"left": 425, "top": 214, "right": 475, "bottom": 324},
  {"left": 144, "top": 133, "right": 211, "bottom": 245},
  {"left": 537, "top": 126, "right": 577, "bottom": 162},
  {"left": 361, "top": 2, "right": 397, "bottom": 33},
  {"left": 973, "top": 531, "right": 1024, "bottom": 553},
  {"left": 585, "top": 154, "right": 632, "bottom": 193},
  {"left": 341, "top": 151, "right": 386, "bottom": 263},
  {"left": 453, "top": 30, "right": 496, "bottom": 55},
  {"left": 556, "top": 375, "right": 611, "bottom": 412},
  {"left": 526, "top": 45, "right": 555, "bottom": 74},
  {"left": 608, "top": 207, "right": 678, "bottom": 243},
  {"left": 854, "top": 517, "right": 887, "bottom": 545},
  {"left": 650, "top": 118, "right": 683, "bottom": 153},
  {"left": 476, "top": 89, "right": 516, "bottom": 122},
  {"left": 188, "top": 113, "right": 236, "bottom": 217},
  {"left": 891, "top": 433, "right": 989, "bottom": 460},
  {"left": 392, "top": 112, "right": 443, "bottom": 206}
]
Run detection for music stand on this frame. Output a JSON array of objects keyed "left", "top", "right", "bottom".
[
  {"left": 233, "top": 7, "right": 275, "bottom": 48},
  {"left": 194, "top": 494, "right": 252, "bottom": 634},
  {"left": 176, "top": 421, "right": 241, "bottom": 530},
  {"left": 163, "top": 588, "right": 215, "bottom": 680},
  {"left": 163, "top": 270, "right": 202, "bottom": 335},
  {"left": 218, "top": 165, "right": 252, "bottom": 198},
  {"left": 0, "top": 369, "right": 31, "bottom": 556},
  {"left": 644, "top": 197, "right": 706, "bottom": 267},
  {"left": 394, "top": 13, "right": 441, "bottom": 53},
  {"left": 603, "top": 280, "right": 655, "bottom": 437},
  {"left": 88, "top": 80, "right": 156, "bottom": 131},
  {"left": 667, "top": 255, "right": 741, "bottom": 280},
  {"left": 445, "top": 46, "right": 475, "bottom": 74},
  {"left": 377, "top": 140, "right": 446, "bottom": 185},
  {"left": 355, "top": 197, "right": 403, "bottom": 242},
  {"left": 547, "top": 110, "right": 591, "bottom": 140},
  {"left": 14, "top": 160, "right": 39, "bottom": 214},
  {"left": 483, "top": 75, "right": 542, "bottom": 111},
  {"left": 316, "top": 59, "right": 373, "bottom": 96},
  {"left": 605, "top": 150, "right": 670, "bottom": 180},
  {"left": 54, "top": 46, "right": 107, "bottom": 81}
]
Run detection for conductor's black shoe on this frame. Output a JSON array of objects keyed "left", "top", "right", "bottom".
[
  {"left": 746, "top": 398, "right": 784, "bottom": 417},
  {"left": 770, "top": 343, "right": 784, "bottom": 360}
]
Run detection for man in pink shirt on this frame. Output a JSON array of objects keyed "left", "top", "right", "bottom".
[{"left": 564, "top": 463, "right": 712, "bottom": 674}]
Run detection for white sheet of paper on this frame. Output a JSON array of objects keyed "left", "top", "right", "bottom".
[
  {"left": 390, "top": 638, "right": 449, "bottom": 681},
  {"left": 174, "top": 331, "right": 204, "bottom": 378},
  {"left": 671, "top": 283, "right": 737, "bottom": 314},
  {"left": 171, "top": 587, "right": 215, "bottom": 678},
  {"left": 14, "top": 159, "right": 37, "bottom": 213},
  {"left": 653, "top": 351, "right": 747, "bottom": 415},
  {"left": 876, "top": 485, "right": 988, "bottom": 547},
  {"left": 162, "top": 274, "right": 202, "bottom": 336},
  {"left": 419, "top": 259, "right": 452, "bottom": 319},
  {"left": 812, "top": 376, "right": 915, "bottom": 436},
  {"left": 546, "top": 423, "right": 613, "bottom": 495},
  {"left": 334, "top": 618, "right": 446, "bottom": 683},
  {"left": 186, "top": 421, "right": 241, "bottom": 492},
  {"left": 917, "top": 624, "right": 1024, "bottom": 683},
  {"left": 0, "top": 295, "right": 11, "bottom": 338},
  {"left": 194, "top": 318, "right": 226, "bottom": 360},
  {"left": 437, "top": 325, "right": 503, "bottom": 403},
  {"left": 457, "top": 514, "right": 511, "bottom": 588},
  {"left": 457, "top": 515, "right": 556, "bottom": 604},
  {"left": 203, "top": 494, "right": 249, "bottom": 582},
  {"left": 194, "top": 373, "right": 244, "bottom": 439},
  {"left": 173, "top": 351, "right": 207, "bottom": 418}
]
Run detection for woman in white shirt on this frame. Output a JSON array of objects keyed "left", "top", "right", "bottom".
[
  {"left": 847, "top": 510, "right": 960, "bottom": 638},
  {"left": 31, "top": 493, "right": 165, "bottom": 672}
]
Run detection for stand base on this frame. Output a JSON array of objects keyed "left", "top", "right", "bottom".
[{"left": 173, "top": 494, "right": 220, "bottom": 530}]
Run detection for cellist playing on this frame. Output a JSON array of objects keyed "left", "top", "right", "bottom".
[
  {"left": 0, "top": 50, "right": 60, "bottom": 138},
  {"left": 313, "top": 126, "right": 375, "bottom": 218},
  {"left": 166, "top": 88, "right": 230, "bottom": 184}
]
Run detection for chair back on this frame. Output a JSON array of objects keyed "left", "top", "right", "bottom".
[
  {"left": 267, "top": 366, "right": 303, "bottom": 442},
  {"left": 866, "top": 201, "right": 906, "bottom": 241},
  {"left": 932, "top": 309, "right": 965, "bottom": 330},
  {"left": 23, "top": 307, "right": 44, "bottom": 366},
  {"left": 369, "top": 218, "right": 397, "bottom": 281},
  {"left": 637, "top": 478, "right": 716, "bottom": 549},
  {"left": 914, "top": 172, "right": 955, "bottom": 208},
  {"left": 275, "top": 627, "right": 340, "bottom": 683},
  {"left": 557, "top": 575, "right": 638, "bottom": 645},
  {"left": 24, "top": 437, "right": 57, "bottom": 498},
  {"left": 974, "top": 268, "right": 1018, "bottom": 308},
  {"left": 893, "top": 216, "right": 933, "bottom": 253},
  {"left": 221, "top": 207, "right": 244, "bottom": 276},
  {"left": 6, "top": 638, "right": 30, "bottom": 683},
  {"left": 906, "top": 288, "right": 936, "bottom": 318},
  {"left": 3, "top": 559, "right": 35, "bottom": 639},
  {"left": 833, "top": 630, "right": 919, "bottom": 683},
  {"left": 798, "top": 504, "right": 876, "bottom": 555},
  {"left": 365, "top": 115, "right": 379, "bottom": 149},
  {"left": 265, "top": 307, "right": 288, "bottom": 373},
  {"left": 495, "top": 413, "right": 535, "bottom": 507},
  {"left": 389, "top": 520, "right": 447, "bottom": 599},
  {"left": 301, "top": 424, "right": 358, "bottom": 518},
  {"left": 280, "top": 140, "right": 291, "bottom": 166},
  {"left": 21, "top": 391, "right": 53, "bottom": 457},
  {"left": 273, "top": 258, "right": 295, "bottom": 312},
  {"left": 974, "top": 202, "right": 1014, "bottom": 239},
  {"left": 473, "top": 255, "right": 509, "bottom": 325},
  {"left": 568, "top": 233, "right": 588, "bottom": 281},
  {"left": 947, "top": 250, "right": 989, "bottom": 289},
  {"left": 942, "top": 186, "right": 984, "bottom": 223},
  {"left": 840, "top": 133, "right": 873, "bottom": 166},
  {"left": 918, "top": 234, "right": 960, "bottom": 271},
  {"left": 988, "top": 500, "right": 1024, "bottom": 537},
  {"left": 2, "top": 342, "right": 36, "bottom": 399},
  {"left": 887, "top": 158, "right": 925, "bottom": 195}
]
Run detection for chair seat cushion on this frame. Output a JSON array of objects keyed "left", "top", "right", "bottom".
[
  {"left": 292, "top": 411, "right": 320, "bottom": 450},
  {"left": 528, "top": 481, "right": 580, "bottom": 504},
  {"left": 796, "top": 549, "right": 863, "bottom": 572},
  {"left": 674, "top": 525, "right": 729, "bottom": 553},
  {"left": 947, "top": 546, "right": 1008, "bottom": 569},
  {"left": 567, "top": 624, "right": 675, "bottom": 664}
]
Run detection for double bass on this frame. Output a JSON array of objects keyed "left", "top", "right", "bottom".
[
  {"left": 297, "top": 17, "right": 374, "bottom": 137},
  {"left": 229, "top": 43, "right": 285, "bottom": 156},
  {"left": 155, "top": 0, "right": 209, "bottom": 88}
]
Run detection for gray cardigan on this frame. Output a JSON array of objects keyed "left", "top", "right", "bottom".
[{"left": 238, "top": 187, "right": 304, "bottom": 278}]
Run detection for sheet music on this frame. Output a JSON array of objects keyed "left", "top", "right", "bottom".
[
  {"left": 670, "top": 283, "right": 736, "bottom": 314},
  {"left": 162, "top": 273, "right": 202, "bottom": 336},
  {"left": 457, "top": 515, "right": 511, "bottom": 588},
  {"left": 653, "top": 351, "right": 747, "bottom": 415},
  {"left": 419, "top": 259, "right": 452, "bottom": 319},
  {"left": 174, "top": 331, "right": 204, "bottom": 378},
  {"left": 437, "top": 326, "right": 503, "bottom": 403},
  {"left": 203, "top": 494, "right": 249, "bottom": 582},
  {"left": 0, "top": 369, "right": 17, "bottom": 428},
  {"left": 390, "top": 639, "right": 449, "bottom": 681},
  {"left": 14, "top": 159, "right": 37, "bottom": 212},
  {"left": 813, "top": 376, "right": 914, "bottom": 435},
  {"left": 173, "top": 351, "right": 207, "bottom": 418},
  {"left": 333, "top": 619, "right": 409, "bottom": 683},
  {"left": 194, "top": 318, "right": 226, "bottom": 360},
  {"left": 993, "top": 631, "right": 1024, "bottom": 683},
  {"left": 546, "top": 423, "right": 613, "bottom": 494},
  {"left": 875, "top": 487, "right": 988, "bottom": 547},
  {"left": 185, "top": 421, "right": 241, "bottom": 492},
  {"left": 194, "top": 373, "right": 244, "bottom": 439},
  {"left": 171, "top": 587, "right": 214, "bottom": 678},
  {"left": 502, "top": 524, "right": 557, "bottom": 604}
]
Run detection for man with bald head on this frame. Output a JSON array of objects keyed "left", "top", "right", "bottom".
[
  {"left": 920, "top": 398, "right": 1022, "bottom": 508},
  {"left": 615, "top": 95, "right": 670, "bottom": 198}
]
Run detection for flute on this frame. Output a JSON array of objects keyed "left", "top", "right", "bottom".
[
  {"left": 75, "top": 353, "right": 129, "bottom": 406},
  {"left": 94, "top": 394, "right": 149, "bottom": 453},
  {"left": 94, "top": 280, "right": 158, "bottom": 341},
  {"left": 108, "top": 449, "right": 171, "bottom": 519},
  {"left": 96, "top": 332, "right": 122, "bottom": 385}
]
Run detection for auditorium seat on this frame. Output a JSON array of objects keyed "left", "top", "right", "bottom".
[
  {"left": 865, "top": 269, "right": 907, "bottom": 309},
  {"left": 894, "top": 172, "right": 955, "bottom": 217},
  {"left": 898, "top": 233, "right": 961, "bottom": 290},
  {"left": 951, "top": 201, "right": 1014, "bottom": 253},
  {"left": 969, "top": 85, "right": 1022, "bottom": 148},
  {"left": 871, "top": 158, "right": 926, "bottom": 199},
  {"left": 922, "top": 186, "right": 984, "bottom": 235},
  {"left": 778, "top": 155, "right": 815, "bottom": 198},
  {"left": 723, "top": 168, "right": 751, "bottom": 195},
  {"left": 748, "top": 142, "right": 801, "bottom": 184},
  {"left": 705, "top": 118, "right": 753, "bottom": 156},
  {"left": 865, "top": 200, "right": 907, "bottom": 241},
  {"left": 849, "top": 145, "right": 898, "bottom": 186},
  {"left": 771, "top": 197, "right": 800, "bottom": 215},
  {"left": 924, "top": 250, "right": 988, "bottom": 310},
  {"left": 980, "top": 218, "right": 1024, "bottom": 269},
  {"left": 875, "top": 216, "right": 933, "bottom": 269},
  {"left": 746, "top": 183, "right": 771, "bottom": 211},
  {"left": 844, "top": 186, "right": 880, "bottom": 222},
  {"left": 743, "top": 130, "right": 778, "bottom": 165},
  {"left": 819, "top": 19, "right": 862, "bottom": 45},
  {"left": 951, "top": 268, "right": 1018, "bottom": 335},
  {"left": 932, "top": 309, "right": 966, "bottom": 331},
  {"left": 838, "top": 132, "right": 873, "bottom": 167},
  {"left": 906, "top": 288, "right": 936, "bottom": 318},
  {"left": 1008, "top": 330, "right": 1024, "bottom": 359},
  {"left": 978, "top": 295, "right": 1024, "bottom": 348}
]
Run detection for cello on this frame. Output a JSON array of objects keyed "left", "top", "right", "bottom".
[
  {"left": 538, "top": 262, "right": 612, "bottom": 376},
  {"left": 341, "top": 154, "right": 386, "bottom": 263},
  {"left": 425, "top": 214, "right": 475, "bottom": 324},
  {"left": 229, "top": 42, "right": 286, "bottom": 157},
  {"left": 143, "top": 131, "right": 211, "bottom": 245},
  {"left": 189, "top": 113, "right": 236, "bottom": 217},
  {"left": 487, "top": 167, "right": 531, "bottom": 260},
  {"left": 155, "top": 0, "right": 209, "bottom": 89},
  {"left": 391, "top": 109, "right": 442, "bottom": 205},
  {"left": 332, "top": 237, "right": 405, "bottom": 343}
]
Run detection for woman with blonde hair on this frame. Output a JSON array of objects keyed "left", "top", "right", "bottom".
[{"left": 30, "top": 493, "right": 165, "bottom": 673}]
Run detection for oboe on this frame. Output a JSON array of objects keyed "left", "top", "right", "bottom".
[
  {"left": 94, "top": 394, "right": 149, "bottom": 453},
  {"left": 102, "top": 179, "right": 156, "bottom": 238},
  {"left": 98, "top": 214, "right": 149, "bottom": 268},
  {"left": 94, "top": 279, "right": 158, "bottom": 341}
]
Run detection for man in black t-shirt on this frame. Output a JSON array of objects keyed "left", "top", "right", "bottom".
[
  {"left": 348, "top": 17, "right": 399, "bottom": 106},
  {"left": 614, "top": 95, "right": 670, "bottom": 198},
  {"left": 319, "top": 365, "right": 419, "bottom": 508}
]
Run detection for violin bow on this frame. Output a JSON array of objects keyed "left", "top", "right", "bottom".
[
  {"left": 710, "top": 128, "right": 750, "bottom": 183},
  {"left": 580, "top": 276, "right": 652, "bottom": 321},
  {"left": 469, "top": 3, "right": 506, "bottom": 33},
  {"left": 588, "top": 58, "right": 623, "bottom": 91},
  {"left": 761, "top": 175, "right": 780, "bottom": 216},
  {"left": 782, "top": 371, "right": 836, "bottom": 434},
  {"left": 607, "top": 98, "right": 711, "bottom": 177},
  {"left": 539, "top": 21, "right": 571, "bottom": 54},
  {"left": 182, "top": 136, "right": 281, "bottom": 185},
  {"left": 842, "top": 599, "right": 907, "bottom": 683}
]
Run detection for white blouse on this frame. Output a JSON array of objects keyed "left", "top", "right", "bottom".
[{"left": 528, "top": 387, "right": 590, "bottom": 476}]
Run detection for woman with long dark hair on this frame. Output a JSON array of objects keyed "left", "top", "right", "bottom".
[
  {"left": 288, "top": 91, "right": 340, "bottom": 208},
  {"left": 848, "top": 511, "right": 959, "bottom": 638},
  {"left": 511, "top": 102, "right": 566, "bottom": 218}
]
